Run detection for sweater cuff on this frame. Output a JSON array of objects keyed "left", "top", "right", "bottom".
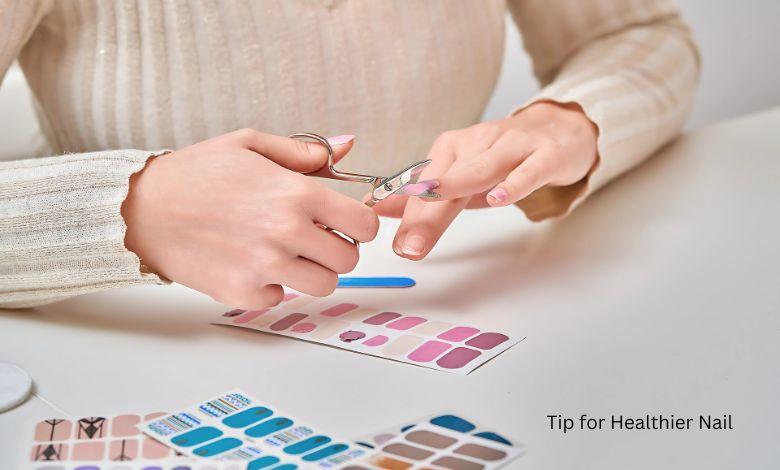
[{"left": 0, "top": 149, "right": 169, "bottom": 308}]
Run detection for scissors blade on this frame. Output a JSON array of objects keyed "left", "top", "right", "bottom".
[
  {"left": 370, "top": 160, "right": 441, "bottom": 202},
  {"left": 396, "top": 183, "right": 441, "bottom": 198}
]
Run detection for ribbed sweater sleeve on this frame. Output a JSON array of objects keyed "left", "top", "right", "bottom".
[
  {"left": 0, "top": 1, "right": 163, "bottom": 308},
  {"left": 507, "top": 0, "right": 701, "bottom": 220},
  {"left": 0, "top": 150, "right": 166, "bottom": 308}
]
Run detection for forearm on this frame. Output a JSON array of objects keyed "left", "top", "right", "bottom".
[
  {"left": 529, "top": 15, "right": 700, "bottom": 174},
  {"left": 515, "top": 15, "right": 700, "bottom": 220}
]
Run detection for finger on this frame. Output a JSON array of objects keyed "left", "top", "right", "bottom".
[
  {"left": 324, "top": 135, "right": 354, "bottom": 165},
  {"left": 366, "top": 136, "right": 453, "bottom": 218},
  {"left": 486, "top": 149, "right": 557, "bottom": 206},
  {"left": 221, "top": 284, "right": 285, "bottom": 310},
  {"left": 433, "top": 135, "right": 535, "bottom": 200},
  {"left": 233, "top": 129, "right": 355, "bottom": 173},
  {"left": 279, "top": 257, "right": 339, "bottom": 297},
  {"left": 414, "top": 132, "right": 457, "bottom": 183},
  {"left": 313, "top": 190, "right": 380, "bottom": 243},
  {"left": 305, "top": 140, "right": 355, "bottom": 178},
  {"left": 386, "top": 134, "right": 466, "bottom": 260},
  {"left": 369, "top": 193, "right": 408, "bottom": 218},
  {"left": 465, "top": 192, "right": 492, "bottom": 209},
  {"left": 392, "top": 197, "right": 468, "bottom": 260},
  {"left": 296, "top": 225, "right": 360, "bottom": 274}
]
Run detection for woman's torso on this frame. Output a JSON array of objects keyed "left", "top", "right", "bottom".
[{"left": 19, "top": 0, "right": 506, "bottom": 196}]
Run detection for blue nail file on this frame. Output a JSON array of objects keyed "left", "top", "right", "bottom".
[{"left": 337, "top": 277, "right": 416, "bottom": 288}]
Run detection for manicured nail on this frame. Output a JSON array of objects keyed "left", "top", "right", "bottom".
[
  {"left": 487, "top": 187, "right": 508, "bottom": 204},
  {"left": 403, "top": 179, "right": 440, "bottom": 196},
  {"left": 326, "top": 134, "right": 355, "bottom": 146},
  {"left": 401, "top": 234, "right": 426, "bottom": 256}
]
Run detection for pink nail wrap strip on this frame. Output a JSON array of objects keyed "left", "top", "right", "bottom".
[
  {"left": 437, "top": 326, "right": 480, "bottom": 342},
  {"left": 320, "top": 303, "right": 359, "bottom": 317},
  {"left": 408, "top": 341, "right": 452, "bottom": 363},
  {"left": 233, "top": 309, "right": 268, "bottom": 324},
  {"left": 386, "top": 316, "right": 427, "bottom": 330}
]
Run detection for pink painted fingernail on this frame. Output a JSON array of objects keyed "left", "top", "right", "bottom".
[
  {"left": 401, "top": 234, "right": 426, "bottom": 256},
  {"left": 403, "top": 179, "right": 439, "bottom": 196},
  {"left": 326, "top": 134, "right": 355, "bottom": 146},
  {"left": 487, "top": 187, "right": 508, "bottom": 204}
]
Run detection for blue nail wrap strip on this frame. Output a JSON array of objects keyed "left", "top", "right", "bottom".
[
  {"left": 192, "top": 437, "right": 242, "bottom": 456},
  {"left": 171, "top": 426, "right": 223, "bottom": 447}
]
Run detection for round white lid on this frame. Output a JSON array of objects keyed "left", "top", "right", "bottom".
[{"left": 0, "top": 363, "right": 33, "bottom": 413}]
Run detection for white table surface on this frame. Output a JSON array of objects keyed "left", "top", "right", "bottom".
[{"left": 2, "top": 108, "right": 779, "bottom": 469}]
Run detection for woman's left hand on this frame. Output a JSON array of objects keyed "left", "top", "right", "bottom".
[{"left": 372, "top": 101, "right": 599, "bottom": 259}]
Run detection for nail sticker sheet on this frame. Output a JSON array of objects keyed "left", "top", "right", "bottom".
[
  {"left": 20, "top": 411, "right": 195, "bottom": 469},
  {"left": 351, "top": 413, "right": 525, "bottom": 469},
  {"left": 140, "top": 390, "right": 366, "bottom": 469},
  {"left": 213, "top": 292, "right": 523, "bottom": 375}
]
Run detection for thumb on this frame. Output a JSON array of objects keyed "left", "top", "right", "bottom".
[
  {"left": 239, "top": 129, "right": 355, "bottom": 173},
  {"left": 303, "top": 134, "right": 355, "bottom": 176}
]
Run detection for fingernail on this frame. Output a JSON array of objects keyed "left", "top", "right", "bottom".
[
  {"left": 487, "top": 187, "right": 508, "bottom": 204},
  {"left": 417, "top": 179, "right": 440, "bottom": 190},
  {"left": 393, "top": 244, "right": 404, "bottom": 256},
  {"left": 326, "top": 134, "right": 355, "bottom": 146},
  {"left": 401, "top": 234, "right": 425, "bottom": 256},
  {"left": 403, "top": 179, "right": 440, "bottom": 196}
]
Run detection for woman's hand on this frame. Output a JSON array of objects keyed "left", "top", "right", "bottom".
[
  {"left": 373, "top": 101, "right": 599, "bottom": 259},
  {"left": 122, "top": 129, "right": 379, "bottom": 308}
]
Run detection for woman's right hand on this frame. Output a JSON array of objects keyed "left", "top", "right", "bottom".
[{"left": 121, "top": 129, "right": 379, "bottom": 309}]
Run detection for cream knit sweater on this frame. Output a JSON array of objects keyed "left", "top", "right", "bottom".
[{"left": 0, "top": 0, "right": 700, "bottom": 308}]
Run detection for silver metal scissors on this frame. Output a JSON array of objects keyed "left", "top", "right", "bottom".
[
  {"left": 289, "top": 132, "right": 440, "bottom": 206},
  {"left": 288, "top": 132, "right": 440, "bottom": 248}
]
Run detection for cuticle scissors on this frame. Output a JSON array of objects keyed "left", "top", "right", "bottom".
[{"left": 288, "top": 132, "right": 440, "bottom": 247}]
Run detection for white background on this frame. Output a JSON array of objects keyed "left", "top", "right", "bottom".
[{"left": 1, "top": 1, "right": 779, "bottom": 160}]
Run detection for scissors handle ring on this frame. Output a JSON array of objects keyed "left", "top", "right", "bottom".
[
  {"left": 288, "top": 132, "right": 363, "bottom": 250},
  {"left": 288, "top": 132, "right": 378, "bottom": 185},
  {"left": 321, "top": 225, "right": 360, "bottom": 251}
]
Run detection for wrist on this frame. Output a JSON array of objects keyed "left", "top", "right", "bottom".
[
  {"left": 511, "top": 100, "right": 599, "bottom": 167},
  {"left": 516, "top": 101, "right": 598, "bottom": 136},
  {"left": 121, "top": 154, "right": 163, "bottom": 274}
]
